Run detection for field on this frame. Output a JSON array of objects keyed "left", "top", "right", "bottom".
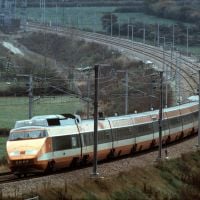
[
  {"left": 18, "top": 7, "right": 190, "bottom": 31},
  {"left": 0, "top": 137, "right": 7, "bottom": 158},
  {"left": 0, "top": 96, "right": 84, "bottom": 129},
  {"left": 17, "top": 7, "right": 200, "bottom": 55}
]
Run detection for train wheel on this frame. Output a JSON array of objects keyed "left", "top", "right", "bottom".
[
  {"left": 131, "top": 144, "right": 137, "bottom": 155},
  {"left": 107, "top": 149, "right": 115, "bottom": 160},
  {"left": 70, "top": 157, "right": 79, "bottom": 168},
  {"left": 46, "top": 160, "right": 55, "bottom": 173},
  {"left": 150, "top": 140, "right": 156, "bottom": 148},
  {"left": 80, "top": 155, "right": 89, "bottom": 166}
]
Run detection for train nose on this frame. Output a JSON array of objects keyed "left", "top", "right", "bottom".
[{"left": 9, "top": 149, "right": 38, "bottom": 158}]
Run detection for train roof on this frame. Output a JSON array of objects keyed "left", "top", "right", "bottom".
[
  {"left": 14, "top": 114, "right": 81, "bottom": 129},
  {"left": 187, "top": 95, "right": 199, "bottom": 102},
  {"left": 31, "top": 114, "right": 65, "bottom": 120},
  {"left": 106, "top": 101, "right": 198, "bottom": 127},
  {"left": 108, "top": 101, "right": 198, "bottom": 119},
  {"left": 11, "top": 126, "right": 46, "bottom": 132},
  {"left": 12, "top": 101, "right": 198, "bottom": 135},
  {"left": 163, "top": 101, "right": 198, "bottom": 112},
  {"left": 46, "top": 124, "right": 79, "bottom": 136}
]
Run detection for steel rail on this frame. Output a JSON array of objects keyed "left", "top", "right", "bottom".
[
  {"left": 26, "top": 23, "right": 198, "bottom": 95},
  {"left": 0, "top": 23, "right": 197, "bottom": 184},
  {"left": 28, "top": 22, "right": 200, "bottom": 71}
]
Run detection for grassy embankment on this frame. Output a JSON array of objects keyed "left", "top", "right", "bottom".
[
  {"left": 0, "top": 137, "right": 8, "bottom": 172},
  {"left": 8, "top": 150, "right": 200, "bottom": 200}
]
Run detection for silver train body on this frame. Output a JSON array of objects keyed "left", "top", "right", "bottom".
[{"left": 7, "top": 102, "right": 198, "bottom": 175}]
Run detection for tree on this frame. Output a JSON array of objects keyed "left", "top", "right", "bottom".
[{"left": 101, "top": 13, "right": 118, "bottom": 32}]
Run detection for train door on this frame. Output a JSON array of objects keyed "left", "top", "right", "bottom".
[
  {"left": 111, "top": 126, "right": 135, "bottom": 156},
  {"left": 107, "top": 119, "right": 115, "bottom": 158},
  {"left": 81, "top": 131, "right": 94, "bottom": 163},
  {"left": 151, "top": 117, "right": 159, "bottom": 147},
  {"left": 162, "top": 112, "right": 170, "bottom": 139},
  {"left": 166, "top": 110, "right": 183, "bottom": 141},
  {"left": 180, "top": 106, "right": 196, "bottom": 137},
  {"left": 193, "top": 111, "right": 198, "bottom": 133},
  {"left": 110, "top": 125, "right": 120, "bottom": 155}
]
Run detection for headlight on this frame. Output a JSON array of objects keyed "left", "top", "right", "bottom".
[
  {"left": 25, "top": 149, "right": 38, "bottom": 155},
  {"left": 9, "top": 151, "right": 20, "bottom": 156}
]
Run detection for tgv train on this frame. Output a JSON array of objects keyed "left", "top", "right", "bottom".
[{"left": 6, "top": 101, "right": 199, "bottom": 176}]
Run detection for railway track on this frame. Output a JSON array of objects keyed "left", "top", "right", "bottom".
[
  {"left": 0, "top": 23, "right": 197, "bottom": 194},
  {"left": 26, "top": 22, "right": 200, "bottom": 100},
  {"left": 0, "top": 134, "right": 197, "bottom": 186},
  {"left": 0, "top": 172, "right": 17, "bottom": 184}
]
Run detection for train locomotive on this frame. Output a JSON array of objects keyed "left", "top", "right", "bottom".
[{"left": 6, "top": 101, "right": 198, "bottom": 177}]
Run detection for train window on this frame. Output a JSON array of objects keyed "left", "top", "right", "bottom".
[
  {"left": 193, "top": 112, "right": 198, "bottom": 120},
  {"left": 115, "top": 126, "right": 133, "bottom": 140},
  {"left": 47, "top": 118, "right": 60, "bottom": 126},
  {"left": 98, "top": 131, "right": 103, "bottom": 144},
  {"left": 83, "top": 132, "right": 93, "bottom": 146},
  {"left": 169, "top": 117, "right": 181, "bottom": 128},
  {"left": 152, "top": 120, "right": 168, "bottom": 132},
  {"left": 9, "top": 130, "right": 47, "bottom": 141},
  {"left": 132, "top": 126, "right": 139, "bottom": 137},
  {"left": 98, "top": 130, "right": 111, "bottom": 144},
  {"left": 152, "top": 121, "right": 159, "bottom": 133},
  {"left": 137, "top": 123, "right": 153, "bottom": 136},
  {"left": 71, "top": 136, "right": 77, "bottom": 148},
  {"left": 52, "top": 135, "right": 71, "bottom": 151},
  {"left": 162, "top": 119, "right": 169, "bottom": 131},
  {"left": 182, "top": 114, "right": 193, "bottom": 124},
  {"left": 52, "top": 134, "right": 80, "bottom": 151}
]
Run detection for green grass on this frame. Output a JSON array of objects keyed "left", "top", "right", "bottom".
[
  {"left": 0, "top": 82, "right": 12, "bottom": 91},
  {"left": 17, "top": 7, "right": 116, "bottom": 32},
  {"left": 17, "top": 7, "right": 193, "bottom": 32},
  {"left": 0, "top": 137, "right": 7, "bottom": 158},
  {"left": 117, "top": 12, "right": 189, "bottom": 26},
  {"left": 17, "top": 7, "right": 199, "bottom": 56},
  {"left": 0, "top": 96, "right": 84, "bottom": 128},
  {"left": 17, "top": 151, "right": 200, "bottom": 199}
]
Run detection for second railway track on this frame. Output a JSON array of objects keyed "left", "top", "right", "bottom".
[
  {"left": 0, "top": 135, "right": 197, "bottom": 189},
  {"left": 0, "top": 19, "right": 199, "bottom": 200},
  {"left": 26, "top": 22, "right": 200, "bottom": 98}
]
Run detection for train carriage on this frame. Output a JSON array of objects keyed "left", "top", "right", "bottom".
[
  {"left": 6, "top": 101, "right": 199, "bottom": 176},
  {"left": 7, "top": 126, "right": 49, "bottom": 175}
]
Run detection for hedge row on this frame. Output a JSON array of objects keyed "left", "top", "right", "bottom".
[{"left": 0, "top": 128, "right": 10, "bottom": 137}]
